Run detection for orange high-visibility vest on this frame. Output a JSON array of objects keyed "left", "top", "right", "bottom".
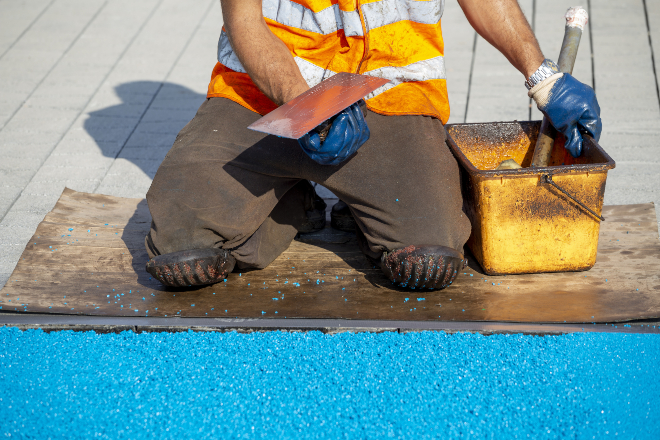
[{"left": 207, "top": 0, "right": 450, "bottom": 123}]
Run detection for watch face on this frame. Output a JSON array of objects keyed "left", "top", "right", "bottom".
[{"left": 544, "top": 59, "right": 560, "bottom": 74}]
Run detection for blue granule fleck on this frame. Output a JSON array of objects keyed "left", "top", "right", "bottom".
[
  {"left": 417, "top": 298, "right": 425, "bottom": 301},
  {"left": 404, "top": 298, "right": 409, "bottom": 303},
  {"left": 0, "top": 330, "right": 658, "bottom": 439}
]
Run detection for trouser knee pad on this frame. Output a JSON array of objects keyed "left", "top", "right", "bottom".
[
  {"left": 146, "top": 248, "right": 236, "bottom": 287},
  {"left": 381, "top": 245, "right": 467, "bottom": 290}
]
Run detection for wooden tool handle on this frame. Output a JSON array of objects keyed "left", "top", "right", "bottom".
[{"left": 531, "top": 7, "right": 588, "bottom": 168}]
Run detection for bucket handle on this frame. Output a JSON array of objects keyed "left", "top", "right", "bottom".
[{"left": 541, "top": 174, "right": 605, "bottom": 222}]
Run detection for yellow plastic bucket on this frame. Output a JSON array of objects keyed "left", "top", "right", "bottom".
[{"left": 445, "top": 121, "right": 615, "bottom": 275}]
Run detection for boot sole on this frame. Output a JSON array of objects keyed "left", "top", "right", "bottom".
[{"left": 146, "top": 248, "right": 235, "bottom": 287}]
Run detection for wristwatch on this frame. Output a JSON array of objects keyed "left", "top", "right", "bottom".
[{"left": 524, "top": 59, "right": 560, "bottom": 90}]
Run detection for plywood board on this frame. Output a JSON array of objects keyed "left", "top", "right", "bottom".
[{"left": 1, "top": 189, "right": 659, "bottom": 323}]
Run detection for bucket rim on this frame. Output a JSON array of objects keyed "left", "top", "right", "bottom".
[{"left": 445, "top": 120, "right": 616, "bottom": 178}]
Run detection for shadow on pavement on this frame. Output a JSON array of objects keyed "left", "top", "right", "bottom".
[{"left": 84, "top": 81, "right": 206, "bottom": 179}]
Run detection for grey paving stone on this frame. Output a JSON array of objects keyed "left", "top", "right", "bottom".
[
  {"left": 95, "top": 158, "right": 161, "bottom": 197},
  {"left": 95, "top": 184, "right": 153, "bottom": 200},
  {"left": 19, "top": 179, "right": 101, "bottom": 196},
  {"left": 0, "top": 157, "right": 42, "bottom": 173},
  {"left": 5, "top": 106, "right": 80, "bottom": 134},
  {"left": 0, "top": 211, "right": 48, "bottom": 232},
  {"left": 8, "top": 192, "right": 62, "bottom": 215},
  {"left": 0, "top": 273, "right": 11, "bottom": 292},
  {"left": 0, "top": 169, "right": 39, "bottom": 187},
  {"left": 124, "top": 131, "right": 177, "bottom": 149},
  {"left": 0, "top": 0, "right": 105, "bottom": 126},
  {"left": 117, "top": 145, "right": 171, "bottom": 161},
  {"left": 442, "top": 0, "right": 475, "bottom": 124},
  {"left": 0, "top": 0, "right": 53, "bottom": 56},
  {"left": 592, "top": 0, "right": 660, "bottom": 127},
  {"left": 40, "top": 153, "right": 114, "bottom": 170},
  {"left": 0, "top": 245, "right": 26, "bottom": 269},
  {"left": 0, "top": 224, "right": 41, "bottom": 247},
  {"left": 648, "top": 0, "right": 660, "bottom": 97},
  {"left": 465, "top": 0, "right": 533, "bottom": 123},
  {"left": 69, "top": 115, "right": 137, "bottom": 142},
  {"left": 139, "top": 107, "right": 200, "bottom": 123},
  {"left": 0, "top": 187, "right": 23, "bottom": 217},
  {"left": 49, "top": 141, "right": 123, "bottom": 162},
  {"left": 315, "top": 184, "right": 337, "bottom": 199},
  {"left": 28, "top": 163, "right": 110, "bottom": 185},
  {"left": 131, "top": 121, "right": 188, "bottom": 136}
]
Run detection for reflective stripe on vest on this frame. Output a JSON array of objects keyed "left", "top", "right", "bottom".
[
  {"left": 217, "top": 33, "right": 446, "bottom": 93},
  {"left": 209, "top": 0, "right": 450, "bottom": 122},
  {"left": 262, "top": 0, "right": 363, "bottom": 37}
]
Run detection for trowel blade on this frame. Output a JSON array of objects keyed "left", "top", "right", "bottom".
[{"left": 247, "top": 72, "right": 390, "bottom": 139}]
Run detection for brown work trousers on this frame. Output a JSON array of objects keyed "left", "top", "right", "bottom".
[{"left": 145, "top": 98, "right": 471, "bottom": 269}]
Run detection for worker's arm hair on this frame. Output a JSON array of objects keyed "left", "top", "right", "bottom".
[
  {"left": 458, "top": 0, "right": 545, "bottom": 78},
  {"left": 220, "top": 0, "right": 309, "bottom": 105}
]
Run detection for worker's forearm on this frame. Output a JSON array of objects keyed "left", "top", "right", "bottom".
[
  {"left": 221, "top": 0, "right": 309, "bottom": 105},
  {"left": 458, "top": 0, "right": 545, "bottom": 78}
]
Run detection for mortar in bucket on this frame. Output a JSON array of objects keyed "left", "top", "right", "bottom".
[{"left": 445, "top": 120, "right": 615, "bottom": 275}]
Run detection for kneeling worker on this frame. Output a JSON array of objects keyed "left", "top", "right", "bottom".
[{"left": 144, "top": 0, "right": 601, "bottom": 290}]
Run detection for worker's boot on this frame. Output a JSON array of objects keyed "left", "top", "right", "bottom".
[
  {"left": 330, "top": 200, "right": 356, "bottom": 232},
  {"left": 146, "top": 248, "right": 235, "bottom": 287},
  {"left": 380, "top": 245, "right": 467, "bottom": 290},
  {"left": 297, "top": 186, "right": 327, "bottom": 234}
]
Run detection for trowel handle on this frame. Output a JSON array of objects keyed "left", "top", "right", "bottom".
[{"left": 531, "top": 7, "right": 589, "bottom": 168}]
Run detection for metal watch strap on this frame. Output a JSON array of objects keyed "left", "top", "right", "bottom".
[{"left": 525, "top": 59, "right": 560, "bottom": 90}]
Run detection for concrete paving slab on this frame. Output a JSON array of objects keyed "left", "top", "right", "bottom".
[
  {"left": 40, "top": 153, "right": 114, "bottom": 170},
  {"left": 5, "top": 106, "right": 81, "bottom": 134},
  {"left": 97, "top": 157, "right": 161, "bottom": 185},
  {"left": 314, "top": 184, "right": 337, "bottom": 199},
  {"left": 465, "top": 0, "right": 533, "bottom": 123},
  {"left": 647, "top": 0, "right": 660, "bottom": 100},
  {"left": 591, "top": 0, "right": 660, "bottom": 129},
  {"left": 0, "top": 0, "right": 54, "bottom": 57},
  {"left": 441, "top": 0, "right": 475, "bottom": 124},
  {"left": 0, "top": 211, "right": 48, "bottom": 232},
  {"left": 115, "top": 145, "right": 171, "bottom": 161},
  {"left": 0, "top": 0, "right": 106, "bottom": 128},
  {"left": 0, "top": 169, "right": 39, "bottom": 188},
  {"left": 122, "top": 131, "right": 178, "bottom": 149},
  {"left": 18, "top": 180, "right": 101, "bottom": 197},
  {"left": 7, "top": 191, "right": 64, "bottom": 215},
  {"left": 0, "top": 157, "right": 42, "bottom": 173}
]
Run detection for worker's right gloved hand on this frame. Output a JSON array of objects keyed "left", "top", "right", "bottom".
[
  {"left": 529, "top": 73, "right": 602, "bottom": 157},
  {"left": 298, "top": 100, "right": 369, "bottom": 166}
]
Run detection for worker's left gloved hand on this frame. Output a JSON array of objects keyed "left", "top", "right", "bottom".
[
  {"left": 529, "top": 73, "right": 602, "bottom": 157},
  {"left": 298, "top": 100, "right": 370, "bottom": 166}
]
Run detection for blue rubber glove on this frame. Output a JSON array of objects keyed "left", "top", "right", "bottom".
[
  {"left": 298, "top": 101, "right": 370, "bottom": 166},
  {"left": 537, "top": 73, "right": 602, "bottom": 157}
]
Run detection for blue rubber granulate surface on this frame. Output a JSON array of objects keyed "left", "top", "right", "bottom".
[{"left": 1, "top": 328, "right": 659, "bottom": 439}]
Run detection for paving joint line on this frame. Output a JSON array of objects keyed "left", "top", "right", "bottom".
[
  {"left": 462, "top": 32, "right": 478, "bottom": 123},
  {"left": 642, "top": 0, "right": 660, "bottom": 112},
  {"left": 586, "top": 0, "right": 596, "bottom": 91},
  {"left": 0, "top": 0, "right": 166, "bottom": 226}
]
